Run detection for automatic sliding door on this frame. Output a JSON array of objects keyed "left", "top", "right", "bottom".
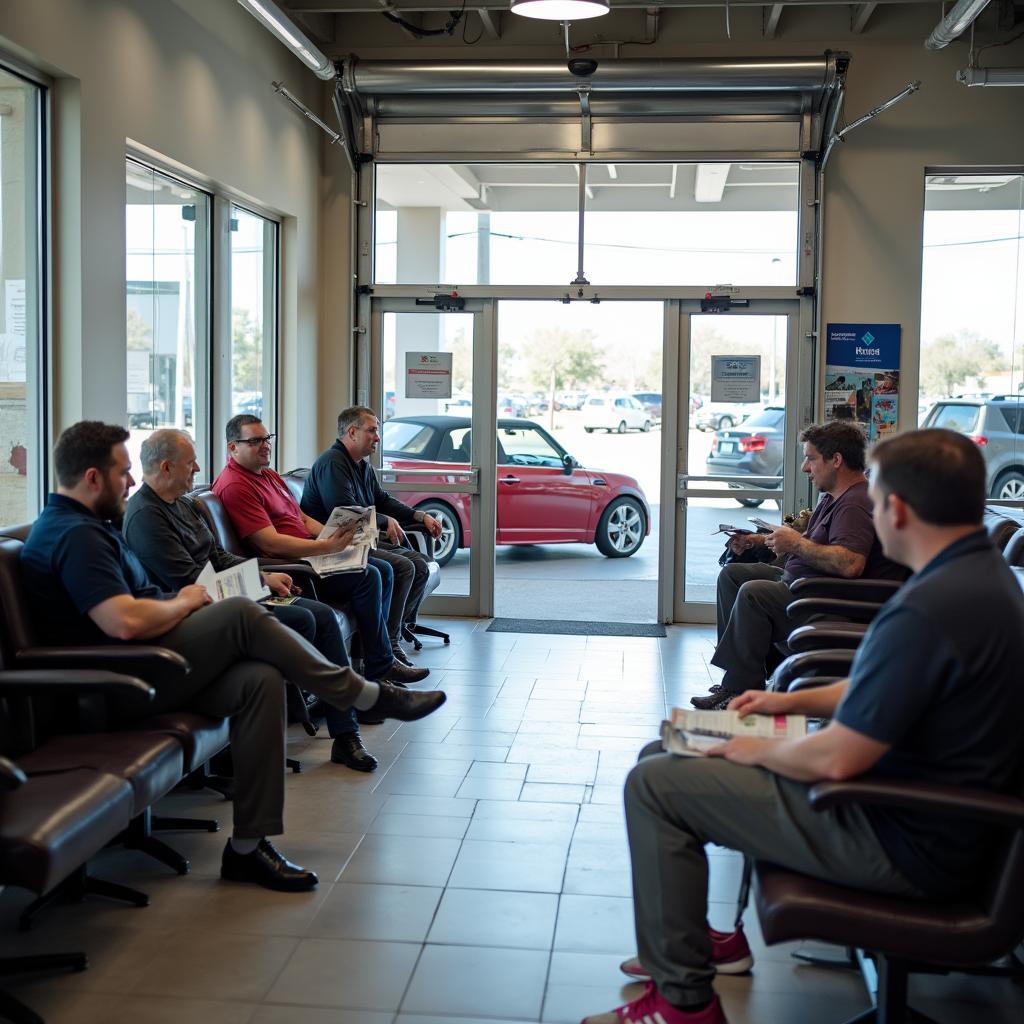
[{"left": 373, "top": 300, "right": 496, "bottom": 617}]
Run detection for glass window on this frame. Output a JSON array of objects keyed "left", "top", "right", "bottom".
[
  {"left": 926, "top": 403, "right": 981, "bottom": 433},
  {"left": 125, "top": 159, "right": 209, "bottom": 483},
  {"left": 374, "top": 161, "right": 798, "bottom": 287},
  {"left": 0, "top": 67, "right": 44, "bottom": 527},
  {"left": 382, "top": 419, "right": 435, "bottom": 456},
  {"left": 499, "top": 425, "right": 564, "bottom": 467},
  {"left": 230, "top": 206, "right": 277, "bottom": 425}
]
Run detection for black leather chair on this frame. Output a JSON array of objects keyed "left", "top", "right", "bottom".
[
  {"left": 281, "top": 468, "right": 450, "bottom": 648},
  {"left": 755, "top": 775, "right": 1024, "bottom": 1023}
]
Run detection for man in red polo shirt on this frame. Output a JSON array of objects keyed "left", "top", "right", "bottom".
[{"left": 212, "top": 415, "right": 427, "bottom": 687}]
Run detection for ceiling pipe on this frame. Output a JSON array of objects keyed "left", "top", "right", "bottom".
[
  {"left": 924, "top": 0, "right": 993, "bottom": 50},
  {"left": 957, "top": 66, "right": 1024, "bottom": 86}
]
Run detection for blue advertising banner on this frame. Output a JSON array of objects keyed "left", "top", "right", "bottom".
[{"left": 824, "top": 323, "right": 901, "bottom": 441}]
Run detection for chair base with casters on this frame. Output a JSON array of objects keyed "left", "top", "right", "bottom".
[
  {"left": 0, "top": 953, "right": 88, "bottom": 1024},
  {"left": 19, "top": 863, "right": 149, "bottom": 932},
  {"left": 402, "top": 622, "right": 450, "bottom": 648}
]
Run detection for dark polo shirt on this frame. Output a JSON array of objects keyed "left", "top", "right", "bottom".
[
  {"left": 837, "top": 529, "right": 1024, "bottom": 894},
  {"left": 20, "top": 493, "right": 169, "bottom": 646},
  {"left": 783, "top": 480, "right": 905, "bottom": 583}
]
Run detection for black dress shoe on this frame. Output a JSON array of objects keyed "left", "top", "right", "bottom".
[
  {"left": 381, "top": 660, "right": 429, "bottom": 684},
  {"left": 690, "top": 690, "right": 739, "bottom": 711},
  {"left": 371, "top": 681, "right": 446, "bottom": 722},
  {"left": 220, "top": 839, "right": 319, "bottom": 892},
  {"left": 391, "top": 645, "right": 413, "bottom": 667},
  {"left": 331, "top": 732, "right": 379, "bottom": 772}
]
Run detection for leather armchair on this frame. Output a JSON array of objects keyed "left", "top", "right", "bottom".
[{"left": 756, "top": 776, "right": 1024, "bottom": 1023}]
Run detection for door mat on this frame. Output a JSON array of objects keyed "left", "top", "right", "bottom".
[{"left": 486, "top": 618, "right": 667, "bottom": 638}]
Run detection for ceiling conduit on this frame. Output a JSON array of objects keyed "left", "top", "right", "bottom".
[{"left": 924, "top": 0, "right": 992, "bottom": 50}]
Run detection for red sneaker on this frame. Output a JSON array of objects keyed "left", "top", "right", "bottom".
[
  {"left": 619, "top": 925, "right": 753, "bottom": 979},
  {"left": 581, "top": 982, "right": 727, "bottom": 1024}
]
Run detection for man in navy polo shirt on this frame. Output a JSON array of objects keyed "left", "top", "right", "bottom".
[
  {"left": 582, "top": 428, "right": 1024, "bottom": 1024},
  {"left": 20, "top": 422, "right": 447, "bottom": 894}
]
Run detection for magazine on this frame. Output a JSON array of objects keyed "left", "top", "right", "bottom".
[
  {"left": 195, "top": 558, "right": 271, "bottom": 603},
  {"left": 304, "top": 505, "right": 378, "bottom": 576},
  {"left": 660, "top": 707, "right": 807, "bottom": 757}
]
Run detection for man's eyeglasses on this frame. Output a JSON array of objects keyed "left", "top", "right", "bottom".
[{"left": 235, "top": 434, "right": 276, "bottom": 448}]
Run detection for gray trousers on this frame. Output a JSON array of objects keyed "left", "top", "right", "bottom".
[
  {"left": 147, "top": 597, "right": 368, "bottom": 839},
  {"left": 711, "top": 563, "right": 792, "bottom": 694},
  {"left": 625, "top": 745, "right": 922, "bottom": 1007},
  {"left": 374, "top": 541, "right": 430, "bottom": 640}
]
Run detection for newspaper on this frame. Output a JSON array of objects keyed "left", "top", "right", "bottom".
[
  {"left": 660, "top": 708, "right": 807, "bottom": 757},
  {"left": 304, "top": 505, "right": 377, "bottom": 576},
  {"left": 195, "top": 558, "right": 271, "bottom": 603}
]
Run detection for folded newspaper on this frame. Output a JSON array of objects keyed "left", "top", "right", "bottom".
[
  {"left": 196, "top": 558, "right": 271, "bottom": 603},
  {"left": 660, "top": 708, "right": 807, "bottom": 757},
  {"left": 304, "top": 505, "right": 378, "bottom": 576}
]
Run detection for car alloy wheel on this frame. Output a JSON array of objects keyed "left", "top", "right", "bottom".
[
  {"left": 596, "top": 497, "right": 645, "bottom": 558},
  {"left": 995, "top": 472, "right": 1024, "bottom": 500},
  {"left": 617, "top": 420, "right": 627, "bottom": 434},
  {"left": 417, "top": 502, "right": 460, "bottom": 566}
]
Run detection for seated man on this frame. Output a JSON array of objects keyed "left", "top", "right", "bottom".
[
  {"left": 210, "top": 414, "right": 427, "bottom": 687},
  {"left": 301, "top": 405, "right": 442, "bottom": 656},
  {"left": 20, "top": 422, "right": 446, "bottom": 893},
  {"left": 694, "top": 420, "right": 905, "bottom": 711},
  {"left": 582, "top": 428, "right": 1024, "bottom": 1024},
  {"left": 123, "top": 428, "right": 378, "bottom": 773}
]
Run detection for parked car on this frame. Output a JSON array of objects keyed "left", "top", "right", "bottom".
[
  {"left": 382, "top": 415, "right": 651, "bottom": 566},
  {"left": 444, "top": 396, "right": 473, "bottom": 416},
  {"left": 706, "top": 406, "right": 786, "bottom": 508},
  {"left": 922, "top": 395, "right": 1024, "bottom": 499},
  {"left": 633, "top": 391, "right": 663, "bottom": 423},
  {"left": 695, "top": 402, "right": 754, "bottom": 432},
  {"left": 384, "top": 390, "right": 396, "bottom": 420},
  {"left": 498, "top": 394, "right": 527, "bottom": 418},
  {"left": 582, "top": 393, "right": 651, "bottom": 433}
]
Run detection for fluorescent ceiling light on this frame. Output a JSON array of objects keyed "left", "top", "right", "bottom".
[
  {"left": 510, "top": 0, "right": 610, "bottom": 21},
  {"left": 237, "top": 0, "right": 335, "bottom": 80}
]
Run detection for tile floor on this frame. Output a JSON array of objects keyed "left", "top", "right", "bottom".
[{"left": 2, "top": 619, "right": 1022, "bottom": 1023}]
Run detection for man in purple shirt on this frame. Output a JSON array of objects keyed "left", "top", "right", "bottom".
[{"left": 693, "top": 421, "right": 904, "bottom": 711}]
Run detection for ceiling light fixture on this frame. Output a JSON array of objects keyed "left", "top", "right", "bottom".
[
  {"left": 237, "top": 0, "right": 336, "bottom": 80},
  {"left": 510, "top": 0, "right": 610, "bottom": 21}
]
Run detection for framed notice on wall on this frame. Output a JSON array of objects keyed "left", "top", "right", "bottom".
[{"left": 825, "top": 323, "right": 901, "bottom": 441}]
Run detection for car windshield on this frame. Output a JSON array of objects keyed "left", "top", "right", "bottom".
[
  {"left": 587, "top": 397, "right": 605, "bottom": 406},
  {"left": 740, "top": 409, "right": 784, "bottom": 429},
  {"left": 928, "top": 404, "right": 980, "bottom": 433},
  {"left": 382, "top": 420, "right": 435, "bottom": 455}
]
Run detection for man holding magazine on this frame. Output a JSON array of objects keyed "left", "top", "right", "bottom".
[
  {"left": 581, "top": 429, "right": 1024, "bottom": 1024},
  {"left": 123, "top": 428, "right": 379, "bottom": 772},
  {"left": 211, "top": 414, "right": 427, "bottom": 687}
]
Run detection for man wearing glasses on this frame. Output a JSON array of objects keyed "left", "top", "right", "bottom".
[{"left": 211, "top": 415, "right": 428, "bottom": 690}]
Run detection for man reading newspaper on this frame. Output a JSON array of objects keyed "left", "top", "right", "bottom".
[{"left": 581, "top": 429, "right": 1024, "bottom": 1024}]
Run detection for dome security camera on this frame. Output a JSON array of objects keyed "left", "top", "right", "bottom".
[{"left": 567, "top": 58, "right": 598, "bottom": 78}]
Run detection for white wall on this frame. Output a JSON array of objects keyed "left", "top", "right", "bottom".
[{"left": 0, "top": 0, "right": 330, "bottom": 472}]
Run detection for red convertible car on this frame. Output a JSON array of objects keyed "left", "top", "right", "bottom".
[{"left": 382, "top": 415, "right": 651, "bottom": 566}]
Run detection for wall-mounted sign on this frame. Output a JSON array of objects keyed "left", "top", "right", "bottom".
[
  {"left": 711, "top": 355, "right": 761, "bottom": 403},
  {"left": 825, "top": 323, "right": 901, "bottom": 441},
  {"left": 405, "top": 351, "right": 453, "bottom": 399}
]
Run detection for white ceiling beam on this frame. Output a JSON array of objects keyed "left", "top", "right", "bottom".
[
  {"left": 694, "top": 163, "right": 731, "bottom": 203},
  {"left": 763, "top": 3, "right": 784, "bottom": 37},
  {"left": 850, "top": 2, "right": 878, "bottom": 32}
]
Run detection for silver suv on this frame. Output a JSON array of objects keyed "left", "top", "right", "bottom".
[{"left": 922, "top": 396, "right": 1024, "bottom": 499}]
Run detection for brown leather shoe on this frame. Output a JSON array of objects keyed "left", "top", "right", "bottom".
[
  {"left": 381, "top": 660, "right": 429, "bottom": 684},
  {"left": 371, "top": 681, "right": 446, "bottom": 722}
]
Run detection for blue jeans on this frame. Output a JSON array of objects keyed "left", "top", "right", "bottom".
[
  {"left": 271, "top": 597, "right": 357, "bottom": 737},
  {"left": 317, "top": 561, "right": 394, "bottom": 679}
]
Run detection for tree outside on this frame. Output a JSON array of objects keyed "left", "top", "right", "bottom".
[
  {"left": 232, "top": 309, "right": 263, "bottom": 395},
  {"left": 920, "top": 330, "right": 1005, "bottom": 397}
]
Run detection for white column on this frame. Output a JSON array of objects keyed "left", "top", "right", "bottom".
[{"left": 395, "top": 208, "right": 446, "bottom": 419}]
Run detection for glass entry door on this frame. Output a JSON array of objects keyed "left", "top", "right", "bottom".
[
  {"left": 672, "top": 301, "right": 805, "bottom": 622},
  {"left": 371, "top": 299, "right": 496, "bottom": 617}
]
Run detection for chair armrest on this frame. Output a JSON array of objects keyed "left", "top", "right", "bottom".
[
  {"left": 402, "top": 523, "right": 436, "bottom": 560},
  {"left": 789, "top": 577, "right": 903, "bottom": 605},
  {"left": 808, "top": 779, "right": 1024, "bottom": 829},
  {"left": 786, "top": 623, "right": 868, "bottom": 654},
  {"left": 257, "top": 559, "right": 321, "bottom": 578},
  {"left": 0, "top": 756, "right": 28, "bottom": 791},
  {"left": 771, "top": 649, "right": 855, "bottom": 691},
  {"left": 788, "top": 675, "right": 844, "bottom": 693},
  {"left": 787, "top": 598, "right": 883, "bottom": 625},
  {"left": 0, "top": 669, "right": 155, "bottom": 700},
  {"left": 15, "top": 645, "right": 191, "bottom": 683}
]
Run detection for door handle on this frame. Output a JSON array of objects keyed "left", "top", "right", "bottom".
[{"left": 500, "top": 475, "right": 520, "bottom": 484}]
